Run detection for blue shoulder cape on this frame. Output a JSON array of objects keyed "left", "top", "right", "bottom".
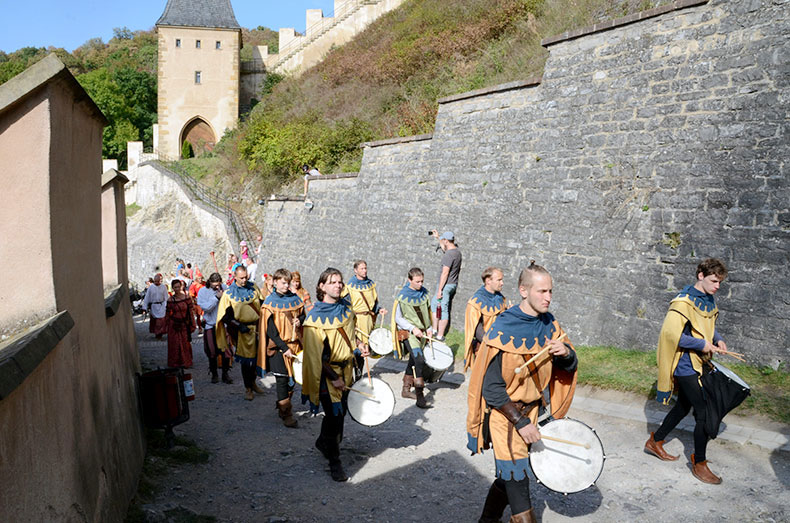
[
  {"left": 396, "top": 284, "right": 429, "bottom": 306},
  {"left": 485, "top": 306, "right": 557, "bottom": 353},
  {"left": 347, "top": 275, "right": 375, "bottom": 291}
]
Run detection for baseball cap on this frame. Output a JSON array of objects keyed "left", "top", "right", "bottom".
[{"left": 439, "top": 231, "right": 454, "bottom": 241}]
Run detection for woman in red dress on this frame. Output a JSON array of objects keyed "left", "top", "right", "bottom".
[{"left": 166, "top": 279, "right": 195, "bottom": 368}]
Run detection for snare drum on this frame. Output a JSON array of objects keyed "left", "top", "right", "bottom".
[
  {"left": 347, "top": 377, "right": 395, "bottom": 427},
  {"left": 422, "top": 340, "right": 454, "bottom": 383},
  {"left": 702, "top": 360, "right": 750, "bottom": 438},
  {"left": 369, "top": 328, "right": 394, "bottom": 356},
  {"left": 529, "top": 418, "right": 605, "bottom": 495},
  {"left": 292, "top": 351, "right": 303, "bottom": 386}
]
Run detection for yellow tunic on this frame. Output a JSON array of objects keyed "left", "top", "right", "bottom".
[
  {"left": 341, "top": 277, "right": 379, "bottom": 336},
  {"left": 215, "top": 282, "right": 263, "bottom": 360},
  {"left": 463, "top": 286, "right": 507, "bottom": 372},
  {"left": 257, "top": 292, "right": 304, "bottom": 377},
  {"left": 301, "top": 299, "right": 357, "bottom": 411}
]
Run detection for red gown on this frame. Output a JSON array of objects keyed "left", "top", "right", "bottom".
[{"left": 166, "top": 295, "right": 195, "bottom": 368}]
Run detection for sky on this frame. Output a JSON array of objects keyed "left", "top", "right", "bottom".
[{"left": 0, "top": 0, "right": 336, "bottom": 53}]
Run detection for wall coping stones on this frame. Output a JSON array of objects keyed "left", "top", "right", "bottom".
[
  {"left": 0, "top": 311, "right": 74, "bottom": 400},
  {"left": 104, "top": 285, "right": 125, "bottom": 318},
  {"left": 541, "top": 0, "right": 710, "bottom": 47},
  {"left": 361, "top": 134, "right": 433, "bottom": 149},
  {"left": 437, "top": 78, "right": 542, "bottom": 104},
  {"left": 306, "top": 172, "right": 359, "bottom": 181},
  {"left": 101, "top": 168, "right": 129, "bottom": 188},
  {"left": 267, "top": 195, "right": 306, "bottom": 202}
]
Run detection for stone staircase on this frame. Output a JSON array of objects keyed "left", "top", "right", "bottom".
[{"left": 272, "top": 0, "right": 384, "bottom": 72}]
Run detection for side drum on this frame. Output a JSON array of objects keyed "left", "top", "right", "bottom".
[{"left": 422, "top": 340, "right": 454, "bottom": 383}]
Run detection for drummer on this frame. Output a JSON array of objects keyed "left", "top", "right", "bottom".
[
  {"left": 392, "top": 268, "right": 435, "bottom": 409},
  {"left": 302, "top": 267, "right": 370, "bottom": 482},
  {"left": 645, "top": 258, "right": 729, "bottom": 484},
  {"left": 257, "top": 268, "right": 305, "bottom": 428},
  {"left": 341, "top": 260, "right": 388, "bottom": 376},
  {"left": 463, "top": 266, "right": 507, "bottom": 372},
  {"left": 467, "top": 261, "right": 577, "bottom": 523}
]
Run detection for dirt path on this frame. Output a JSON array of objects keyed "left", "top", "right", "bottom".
[{"left": 134, "top": 317, "right": 789, "bottom": 522}]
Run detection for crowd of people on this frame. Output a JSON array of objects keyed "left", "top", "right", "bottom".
[{"left": 138, "top": 230, "right": 736, "bottom": 521}]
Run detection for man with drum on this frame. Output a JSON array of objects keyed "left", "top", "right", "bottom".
[
  {"left": 302, "top": 268, "right": 370, "bottom": 482},
  {"left": 393, "top": 268, "right": 435, "bottom": 409},
  {"left": 257, "top": 269, "right": 305, "bottom": 428},
  {"left": 341, "top": 260, "right": 387, "bottom": 377},
  {"left": 645, "top": 258, "right": 729, "bottom": 484},
  {"left": 467, "top": 262, "right": 578, "bottom": 523},
  {"left": 463, "top": 267, "right": 507, "bottom": 373}
]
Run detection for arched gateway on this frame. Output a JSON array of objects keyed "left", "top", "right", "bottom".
[{"left": 180, "top": 117, "right": 216, "bottom": 157}]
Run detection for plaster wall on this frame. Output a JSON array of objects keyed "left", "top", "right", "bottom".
[
  {"left": 102, "top": 174, "right": 129, "bottom": 289},
  {"left": 157, "top": 26, "right": 241, "bottom": 159},
  {"left": 262, "top": 0, "right": 789, "bottom": 365}
]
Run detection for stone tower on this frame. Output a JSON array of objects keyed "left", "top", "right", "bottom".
[{"left": 155, "top": 0, "right": 241, "bottom": 159}]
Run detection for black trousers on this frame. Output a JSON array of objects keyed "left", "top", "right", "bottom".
[
  {"left": 240, "top": 361, "right": 257, "bottom": 389},
  {"left": 403, "top": 340, "right": 426, "bottom": 379},
  {"left": 317, "top": 377, "right": 348, "bottom": 464},
  {"left": 654, "top": 374, "right": 709, "bottom": 461},
  {"left": 266, "top": 350, "right": 294, "bottom": 401},
  {"left": 488, "top": 477, "right": 531, "bottom": 514}
]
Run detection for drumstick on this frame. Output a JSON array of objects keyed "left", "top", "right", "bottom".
[
  {"left": 541, "top": 435, "right": 590, "bottom": 449},
  {"left": 365, "top": 354, "right": 373, "bottom": 387},
  {"left": 719, "top": 352, "right": 746, "bottom": 363},
  {"left": 514, "top": 333, "right": 569, "bottom": 375},
  {"left": 355, "top": 328, "right": 370, "bottom": 339},
  {"left": 347, "top": 387, "right": 378, "bottom": 401}
]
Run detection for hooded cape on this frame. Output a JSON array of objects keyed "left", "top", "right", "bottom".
[
  {"left": 656, "top": 285, "right": 718, "bottom": 404},
  {"left": 301, "top": 298, "right": 356, "bottom": 414},
  {"left": 466, "top": 306, "right": 577, "bottom": 480},
  {"left": 390, "top": 284, "right": 431, "bottom": 358},
  {"left": 463, "top": 286, "right": 507, "bottom": 372},
  {"left": 257, "top": 291, "right": 304, "bottom": 379},
  {"left": 215, "top": 281, "right": 263, "bottom": 361}
]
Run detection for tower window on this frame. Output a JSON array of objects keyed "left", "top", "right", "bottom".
[
  {"left": 215, "top": 41, "right": 221, "bottom": 49},
  {"left": 195, "top": 71, "right": 202, "bottom": 84},
  {"left": 196, "top": 40, "right": 201, "bottom": 49},
  {"left": 175, "top": 38, "right": 181, "bottom": 48}
]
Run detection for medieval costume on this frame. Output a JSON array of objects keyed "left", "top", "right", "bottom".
[
  {"left": 463, "top": 285, "right": 507, "bottom": 372},
  {"left": 302, "top": 297, "right": 356, "bottom": 481},
  {"left": 341, "top": 275, "right": 381, "bottom": 378},
  {"left": 216, "top": 280, "right": 263, "bottom": 400},
  {"left": 467, "top": 307, "right": 577, "bottom": 522},
  {"left": 143, "top": 281, "right": 168, "bottom": 338},
  {"left": 197, "top": 284, "right": 233, "bottom": 383},
  {"left": 166, "top": 294, "right": 196, "bottom": 368},
  {"left": 392, "top": 283, "right": 432, "bottom": 408},
  {"left": 257, "top": 290, "right": 305, "bottom": 427},
  {"left": 646, "top": 285, "right": 724, "bottom": 483}
]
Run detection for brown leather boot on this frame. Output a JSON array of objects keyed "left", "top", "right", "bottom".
[
  {"left": 401, "top": 374, "right": 416, "bottom": 399},
  {"left": 691, "top": 454, "right": 722, "bottom": 484},
  {"left": 252, "top": 382, "right": 265, "bottom": 395},
  {"left": 277, "top": 399, "right": 298, "bottom": 428},
  {"left": 244, "top": 388, "right": 254, "bottom": 401},
  {"left": 478, "top": 480, "right": 508, "bottom": 522},
  {"left": 644, "top": 432, "right": 679, "bottom": 461},
  {"left": 414, "top": 377, "right": 430, "bottom": 409},
  {"left": 509, "top": 508, "right": 536, "bottom": 523}
]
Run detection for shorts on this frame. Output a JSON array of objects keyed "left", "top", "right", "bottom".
[{"left": 430, "top": 283, "right": 457, "bottom": 321}]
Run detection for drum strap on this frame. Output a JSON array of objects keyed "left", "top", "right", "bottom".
[
  {"left": 358, "top": 293, "right": 376, "bottom": 316},
  {"left": 526, "top": 360, "right": 549, "bottom": 409},
  {"left": 337, "top": 327, "right": 355, "bottom": 352}
]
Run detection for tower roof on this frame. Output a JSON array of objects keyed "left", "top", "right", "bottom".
[{"left": 156, "top": 0, "right": 241, "bottom": 30}]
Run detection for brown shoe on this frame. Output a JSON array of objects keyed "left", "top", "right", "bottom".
[
  {"left": 509, "top": 508, "right": 537, "bottom": 523},
  {"left": 415, "top": 387, "right": 430, "bottom": 409},
  {"left": 691, "top": 454, "right": 722, "bottom": 484},
  {"left": 644, "top": 432, "right": 679, "bottom": 461},
  {"left": 244, "top": 388, "right": 254, "bottom": 401},
  {"left": 401, "top": 375, "right": 416, "bottom": 399},
  {"left": 252, "top": 382, "right": 265, "bottom": 394},
  {"left": 277, "top": 399, "right": 298, "bottom": 428}
]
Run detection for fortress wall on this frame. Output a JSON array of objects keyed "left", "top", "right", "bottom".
[{"left": 262, "top": 0, "right": 788, "bottom": 365}]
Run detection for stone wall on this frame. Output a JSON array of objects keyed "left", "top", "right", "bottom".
[{"left": 262, "top": 0, "right": 788, "bottom": 366}]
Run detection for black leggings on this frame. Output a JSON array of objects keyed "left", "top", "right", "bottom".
[
  {"left": 493, "top": 477, "right": 531, "bottom": 514},
  {"left": 240, "top": 361, "right": 257, "bottom": 389},
  {"left": 654, "top": 374, "right": 709, "bottom": 461},
  {"left": 317, "top": 380, "right": 347, "bottom": 464},
  {"left": 275, "top": 375, "right": 293, "bottom": 401},
  {"left": 403, "top": 340, "right": 426, "bottom": 378}
]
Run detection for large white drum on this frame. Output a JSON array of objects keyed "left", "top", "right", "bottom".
[
  {"left": 422, "top": 340, "right": 454, "bottom": 383},
  {"left": 369, "top": 328, "right": 394, "bottom": 356},
  {"left": 292, "top": 351, "right": 303, "bottom": 386},
  {"left": 347, "top": 377, "right": 395, "bottom": 427},
  {"left": 529, "top": 418, "right": 605, "bottom": 494}
]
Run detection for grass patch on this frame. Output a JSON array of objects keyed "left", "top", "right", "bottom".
[{"left": 125, "top": 202, "right": 141, "bottom": 217}]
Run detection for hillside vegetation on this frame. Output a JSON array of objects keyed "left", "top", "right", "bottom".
[{"left": 187, "top": 0, "right": 662, "bottom": 202}]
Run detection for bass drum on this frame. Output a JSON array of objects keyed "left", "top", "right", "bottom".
[
  {"left": 422, "top": 340, "right": 454, "bottom": 383},
  {"left": 529, "top": 418, "right": 605, "bottom": 495},
  {"left": 291, "top": 351, "right": 303, "bottom": 386},
  {"left": 347, "top": 377, "right": 395, "bottom": 427}
]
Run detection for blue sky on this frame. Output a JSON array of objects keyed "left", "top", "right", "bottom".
[{"left": 0, "top": 1, "right": 336, "bottom": 53}]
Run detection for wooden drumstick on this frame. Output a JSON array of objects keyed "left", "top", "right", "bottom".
[
  {"left": 720, "top": 352, "right": 746, "bottom": 362},
  {"left": 514, "top": 333, "right": 569, "bottom": 375},
  {"left": 355, "top": 328, "right": 370, "bottom": 339},
  {"left": 347, "top": 387, "right": 378, "bottom": 401},
  {"left": 365, "top": 354, "right": 373, "bottom": 387},
  {"left": 541, "top": 435, "right": 590, "bottom": 449}
]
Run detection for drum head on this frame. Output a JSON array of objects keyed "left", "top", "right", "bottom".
[
  {"left": 292, "top": 352, "right": 303, "bottom": 386},
  {"left": 369, "top": 328, "right": 394, "bottom": 356},
  {"left": 529, "top": 418, "right": 605, "bottom": 494},
  {"left": 347, "top": 377, "right": 395, "bottom": 427},
  {"left": 424, "top": 341, "right": 454, "bottom": 372},
  {"left": 712, "top": 361, "right": 750, "bottom": 390}
]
